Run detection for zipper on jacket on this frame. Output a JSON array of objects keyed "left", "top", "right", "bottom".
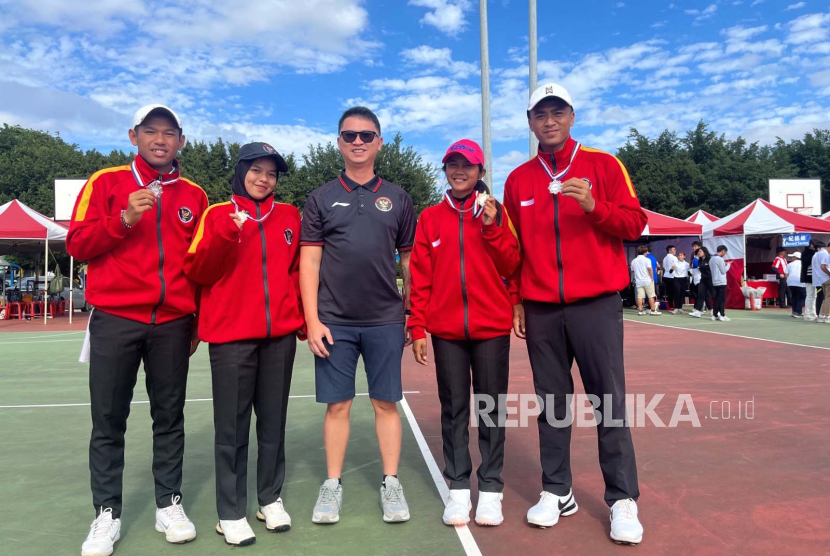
[
  {"left": 458, "top": 199, "right": 471, "bottom": 341},
  {"left": 150, "top": 173, "right": 166, "bottom": 325},
  {"left": 551, "top": 154, "right": 565, "bottom": 303},
  {"left": 257, "top": 203, "right": 272, "bottom": 337}
]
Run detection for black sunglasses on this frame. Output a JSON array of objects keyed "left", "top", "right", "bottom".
[{"left": 339, "top": 130, "right": 379, "bottom": 143}]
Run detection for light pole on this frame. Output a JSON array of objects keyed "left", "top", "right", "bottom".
[
  {"left": 529, "top": 0, "right": 538, "bottom": 157},
  {"left": 479, "top": 0, "right": 494, "bottom": 188}
]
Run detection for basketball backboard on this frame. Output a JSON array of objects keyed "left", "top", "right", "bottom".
[
  {"left": 55, "top": 179, "right": 87, "bottom": 222},
  {"left": 768, "top": 179, "right": 821, "bottom": 216}
]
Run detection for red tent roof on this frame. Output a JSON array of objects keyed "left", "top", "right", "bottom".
[
  {"left": 685, "top": 210, "right": 719, "bottom": 224},
  {"left": 0, "top": 200, "right": 68, "bottom": 254},
  {"left": 642, "top": 209, "right": 702, "bottom": 236},
  {"left": 703, "top": 199, "right": 830, "bottom": 237}
]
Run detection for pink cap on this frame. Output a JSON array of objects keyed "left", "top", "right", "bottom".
[{"left": 442, "top": 139, "right": 485, "bottom": 165}]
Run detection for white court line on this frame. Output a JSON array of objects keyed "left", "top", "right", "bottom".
[
  {"left": 2, "top": 339, "right": 83, "bottom": 345},
  {"left": 400, "top": 396, "right": 482, "bottom": 556},
  {"left": 0, "top": 391, "right": 421, "bottom": 409},
  {"left": 0, "top": 332, "right": 84, "bottom": 341},
  {"left": 625, "top": 317, "right": 830, "bottom": 351}
]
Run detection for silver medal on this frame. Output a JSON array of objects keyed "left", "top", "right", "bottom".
[
  {"left": 236, "top": 211, "right": 248, "bottom": 224},
  {"left": 548, "top": 179, "right": 562, "bottom": 195},
  {"left": 476, "top": 192, "right": 491, "bottom": 208},
  {"left": 148, "top": 180, "right": 163, "bottom": 197}
]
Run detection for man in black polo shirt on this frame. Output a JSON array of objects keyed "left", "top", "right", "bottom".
[{"left": 300, "top": 106, "right": 417, "bottom": 525}]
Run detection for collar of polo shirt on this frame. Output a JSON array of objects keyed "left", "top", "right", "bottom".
[{"left": 339, "top": 171, "right": 382, "bottom": 193}]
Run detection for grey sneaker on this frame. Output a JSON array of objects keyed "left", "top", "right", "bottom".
[
  {"left": 312, "top": 479, "right": 342, "bottom": 524},
  {"left": 380, "top": 476, "right": 410, "bottom": 523}
]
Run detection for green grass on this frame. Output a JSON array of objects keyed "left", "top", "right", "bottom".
[{"left": 0, "top": 333, "right": 464, "bottom": 556}]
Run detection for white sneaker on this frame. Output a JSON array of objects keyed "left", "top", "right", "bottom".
[
  {"left": 154, "top": 495, "right": 196, "bottom": 543},
  {"left": 526, "top": 490, "right": 578, "bottom": 528},
  {"left": 312, "top": 479, "right": 343, "bottom": 524},
  {"left": 257, "top": 498, "right": 291, "bottom": 532},
  {"left": 649, "top": 310, "right": 662, "bottom": 316},
  {"left": 380, "top": 476, "right": 410, "bottom": 523},
  {"left": 719, "top": 316, "right": 731, "bottom": 322},
  {"left": 610, "top": 499, "right": 643, "bottom": 545},
  {"left": 711, "top": 315, "right": 718, "bottom": 321},
  {"left": 82, "top": 508, "right": 121, "bottom": 556},
  {"left": 475, "top": 491, "right": 503, "bottom": 527},
  {"left": 688, "top": 310, "right": 701, "bottom": 318},
  {"left": 442, "top": 489, "right": 472, "bottom": 526},
  {"left": 818, "top": 316, "right": 826, "bottom": 323},
  {"left": 637, "top": 310, "right": 646, "bottom": 316},
  {"left": 216, "top": 518, "right": 256, "bottom": 546},
  {"left": 804, "top": 315, "right": 817, "bottom": 322}
]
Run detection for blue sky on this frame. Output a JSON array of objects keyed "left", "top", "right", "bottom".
[{"left": 1, "top": 0, "right": 829, "bottom": 196}]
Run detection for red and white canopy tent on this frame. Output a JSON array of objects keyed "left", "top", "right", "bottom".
[
  {"left": 702, "top": 199, "right": 830, "bottom": 309},
  {"left": 642, "top": 210, "right": 703, "bottom": 236},
  {"left": 685, "top": 210, "right": 719, "bottom": 225},
  {"left": 0, "top": 199, "right": 72, "bottom": 324}
]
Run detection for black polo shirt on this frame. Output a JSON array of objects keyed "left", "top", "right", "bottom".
[{"left": 301, "top": 172, "right": 417, "bottom": 326}]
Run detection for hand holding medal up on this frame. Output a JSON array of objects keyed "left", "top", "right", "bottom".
[
  {"left": 230, "top": 211, "right": 247, "bottom": 230},
  {"left": 559, "top": 178, "right": 595, "bottom": 213},
  {"left": 123, "top": 189, "right": 156, "bottom": 227},
  {"left": 478, "top": 194, "right": 498, "bottom": 226}
]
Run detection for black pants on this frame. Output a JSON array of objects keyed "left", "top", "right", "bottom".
[
  {"left": 777, "top": 277, "right": 788, "bottom": 307},
  {"left": 432, "top": 335, "right": 510, "bottom": 492},
  {"left": 88, "top": 310, "right": 193, "bottom": 518},
  {"left": 674, "top": 277, "right": 688, "bottom": 309},
  {"left": 714, "top": 285, "right": 727, "bottom": 317},
  {"left": 210, "top": 335, "right": 296, "bottom": 520},
  {"left": 524, "top": 294, "right": 639, "bottom": 507},
  {"left": 663, "top": 277, "right": 675, "bottom": 309},
  {"left": 695, "top": 279, "right": 715, "bottom": 312},
  {"left": 789, "top": 286, "right": 806, "bottom": 315}
]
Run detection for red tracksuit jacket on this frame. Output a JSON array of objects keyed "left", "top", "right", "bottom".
[
  {"left": 408, "top": 191, "right": 521, "bottom": 341},
  {"left": 503, "top": 136, "right": 647, "bottom": 304},
  {"left": 67, "top": 155, "right": 208, "bottom": 324},
  {"left": 183, "top": 196, "right": 304, "bottom": 344}
]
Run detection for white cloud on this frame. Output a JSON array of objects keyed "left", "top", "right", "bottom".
[
  {"left": 786, "top": 11, "right": 830, "bottom": 44},
  {"left": 400, "top": 45, "right": 479, "bottom": 77},
  {"left": 785, "top": 2, "right": 806, "bottom": 10},
  {"left": 616, "top": 2, "right": 626, "bottom": 7},
  {"left": 722, "top": 25, "right": 767, "bottom": 41},
  {"left": 684, "top": 4, "right": 718, "bottom": 22},
  {"left": 408, "top": 0, "right": 472, "bottom": 36}
]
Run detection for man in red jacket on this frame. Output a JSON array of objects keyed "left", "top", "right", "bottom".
[
  {"left": 68, "top": 104, "right": 208, "bottom": 556},
  {"left": 503, "top": 83, "right": 646, "bottom": 545}
]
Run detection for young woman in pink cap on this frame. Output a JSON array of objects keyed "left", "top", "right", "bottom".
[{"left": 407, "top": 139, "right": 521, "bottom": 527}]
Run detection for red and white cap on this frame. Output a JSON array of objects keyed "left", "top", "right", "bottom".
[
  {"left": 528, "top": 83, "right": 573, "bottom": 111},
  {"left": 132, "top": 104, "right": 182, "bottom": 129},
  {"left": 442, "top": 139, "right": 485, "bottom": 165}
]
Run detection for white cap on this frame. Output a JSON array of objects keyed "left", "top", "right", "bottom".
[
  {"left": 789, "top": 251, "right": 801, "bottom": 259},
  {"left": 528, "top": 83, "right": 573, "bottom": 111},
  {"left": 132, "top": 104, "right": 182, "bottom": 129}
]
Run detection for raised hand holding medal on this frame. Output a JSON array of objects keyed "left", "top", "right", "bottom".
[{"left": 481, "top": 196, "right": 498, "bottom": 226}]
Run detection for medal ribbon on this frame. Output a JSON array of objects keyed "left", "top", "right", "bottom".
[
  {"left": 130, "top": 160, "right": 179, "bottom": 190},
  {"left": 443, "top": 189, "right": 485, "bottom": 218},
  {"left": 538, "top": 142, "right": 581, "bottom": 183},
  {"left": 232, "top": 197, "right": 276, "bottom": 223}
]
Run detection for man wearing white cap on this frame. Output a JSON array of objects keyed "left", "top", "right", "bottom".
[
  {"left": 68, "top": 105, "right": 208, "bottom": 556},
  {"left": 503, "top": 83, "right": 646, "bottom": 544}
]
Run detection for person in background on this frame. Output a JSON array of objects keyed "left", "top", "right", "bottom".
[
  {"left": 661, "top": 245, "right": 678, "bottom": 312},
  {"left": 812, "top": 242, "right": 830, "bottom": 324},
  {"left": 631, "top": 245, "right": 660, "bottom": 316},
  {"left": 711, "top": 245, "right": 732, "bottom": 322},
  {"left": 673, "top": 252, "right": 690, "bottom": 314},
  {"left": 689, "top": 247, "right": 714, "bottom": 318},
  {"left": 785, "top": 252, "right": 806, "bottom": 319},
  {"left": 645, "top": 247, "right": 660, "bottom": 309},
  {"left": 801, "top": 240, "right": 818, "bottom": 321},
  {"left": 772, "top": 247, "right": 788, "bottom": 308},
  {"left": 688, "top": 241, "right": 702, "bottom": 309}
]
